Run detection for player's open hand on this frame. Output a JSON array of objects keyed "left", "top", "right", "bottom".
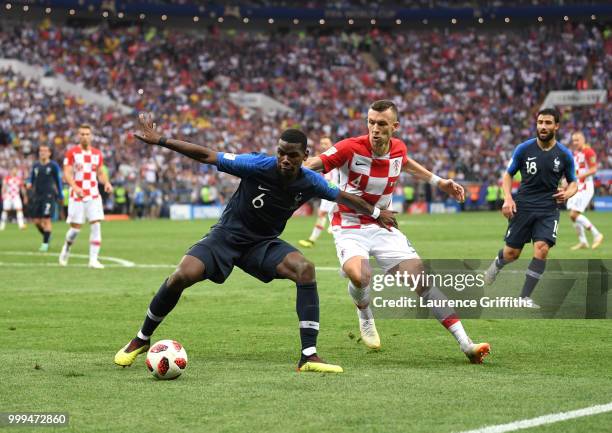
[
  {"left": 135, "top": 112, "right": 162, "bottom": 145},
  {"left": 439, "top": 179, "right": 465, "bottom": 202},
  {"left": 377, "top": 209, "right": 398, "bottom": 231},
  {"left": 553, "top": 187, "right": 571, "bottom": 204},
  {"left": 502, "top": 198, "right": 516, "bottom": 219}
]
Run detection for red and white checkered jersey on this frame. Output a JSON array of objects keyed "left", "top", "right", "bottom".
[
  {"left": 323, "top": 168, "right": 340, "bottom": 187},
  {"left": 573, "top": 146, "right": 596, "bottom": 191},
  {"left": 320, "top": 135, "right": 408, "bottom": 228},
  {"left": 2, "top": 175, "right": 23, "bottom": 201},
  {"left": 63, "top": 146, "right": 103, "bottom": 202}
]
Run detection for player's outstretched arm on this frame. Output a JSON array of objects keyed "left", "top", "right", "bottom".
[
  {"left": 304, "top": 156, "right": 324, "bottom": 172},
  {"left": 134, "top": 113, "right": 218, "bottom": 165},
  {"left": 336, "top": 191, "right": 397, "bottom": 230},
  {"left": 403, "top": 157, "right": 465, "bottom": 202}
]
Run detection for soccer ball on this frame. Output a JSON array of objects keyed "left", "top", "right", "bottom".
[{"left": 145, "top": 339, "right": 188, "bottom": 380}]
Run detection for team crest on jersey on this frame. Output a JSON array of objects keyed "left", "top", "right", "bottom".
[
  {"left": 553, "top": 157, "right": 561, "bottom": 172},
  {"left": 389, "top": 157, "right": 402, "bottom": 176}
]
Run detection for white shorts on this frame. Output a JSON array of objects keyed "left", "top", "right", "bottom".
[
  {"left": 333, "top": 225, "right": 419, "bottom": 272},
  {"left": 2, "top": 197, "right": 23, "bottom": 211},
  {"left": 567, "top": 188, "right": 594, "bottom": 213},
  {"left": 67, "top": 198, "right": 105, "bottom": 224},
  {"left": 319, "top": 199, "right": 336, "bottom": 214}
]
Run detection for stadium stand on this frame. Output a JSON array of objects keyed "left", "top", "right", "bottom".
[{"left": 0, "top": 15, "right": 609, "bottom": 212}]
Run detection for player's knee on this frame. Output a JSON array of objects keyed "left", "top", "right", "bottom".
[
  {"left": 569, "top": 211, "right": 578, "bottom": 222},
  {"left": 534, "top": 243, "right": 549, "bottom": 259},
  {"left": 346, "top": 267, "right": 371, "bottom": 288},
  {"left": 167, "top": 268, "right": 199, "bottom": 291},
  {"left": 505, "top": 248, "right": 521, "bottom": 261},
  {"left": 294, "top": 259, "right": 315, "bottom": 282}
]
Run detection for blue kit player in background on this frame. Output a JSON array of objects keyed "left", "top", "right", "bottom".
[
  {"left": 115, "top": 113, "right": 397, "bottom": 373},
  {"left": 28, "top": 144, "right": 62, "bottom": 252},
  {"left": 484, "top": 108, "right": 577, "bottom": 308}
]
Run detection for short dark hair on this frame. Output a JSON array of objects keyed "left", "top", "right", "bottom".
[
  {"left": 370, "top": 100, "right": 399, "bottom": 120},
  {"left": 280, "top": 128, "right": 308, "bottom": 151},
  {"left": 537, "top": 108, "right": 560, "bottom": 124},
  {"left": 39, "top": 144, "right": 52, "bottom": 154},
  {"left": 79, "top": 124, "right": 93, "bottom": 131}
]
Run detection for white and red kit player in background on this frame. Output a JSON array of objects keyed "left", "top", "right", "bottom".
[
  {"left": 567, "top": 131, "right": 603, "bottom": 250},
  {"left": 59, "top": 124, "right": 113, "bottom": 268},
  {"left": 299, "top": 136, "right": 340, "bottom": 248},
  {"left": 1, "top": 167, "right": 27, "bottom": 230},
  {"left": 305, "top": 100, "right": 490, "bottom": 363}
]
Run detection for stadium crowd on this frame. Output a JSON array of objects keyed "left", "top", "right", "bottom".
[{"left": 0, "top": 19, "right": 610, "bottom": 211}]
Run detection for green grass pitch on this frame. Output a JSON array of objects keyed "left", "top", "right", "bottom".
[{"left": 1, "top": 211, "right": 611, "bottom": 433}]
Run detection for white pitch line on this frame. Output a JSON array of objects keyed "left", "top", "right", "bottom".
[
  {"left": 0, "top": 262, "right": 174, "bottom": 269},
  {"left": 455, "top": 401, "right": 612, "bottom": 433},
  {"left": 0, "top": 260, "right": 590, "bottom": 275},
  {"left": 1, "top": 251, "right": 135, "bottom": 267}
]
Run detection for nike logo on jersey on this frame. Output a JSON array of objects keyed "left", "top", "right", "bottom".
[
  {"left": 355, "top": 162, "right": 366, "bottom": 166},
  {"left": 527, "top": 157, "right": 536, "bottom": 161},
  {"left": 258, "top": 185, "right": 271, "bottom": 191}
]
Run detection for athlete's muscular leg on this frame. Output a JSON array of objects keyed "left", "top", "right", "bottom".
[
  {"left": 343, "top": 256, "right": 372, "bottom": 288},
  {"left": 569, "top": 209, "right": 580, "bottom": 223},
  {"left": 41, "top": 217, "right": 52, "bottom": 232},
  {"left": 276, "top": 251, "right": 319, "bottom": 355},
  {"left": 137, "top": 255, "right": 207, "bottom": 340},
  {"left": 388, "top": 258, "right": 426, "bottom": 295},
  {"left": 391, "top": 258, "right": 473, "bottom": 348},
  {"left": 276, "top": 251, "right": 315, "bottom": 283},
  {"left": 342, "top": 256, "right": 372, "bottom": 308},
  {"left": 502, "top": 245, "right": 522, "bottom": 263},
  {"left": 167, "top": 255, "right": 207, "bottom": 293},
  {"left": 518, "top": 241, "right": 550, "bottom": 300},
  {"left": 532, "top": 241, "right": 550, "bottom": 260}
]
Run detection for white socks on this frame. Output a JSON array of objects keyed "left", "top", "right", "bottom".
[
  {"left": 137, "top": 330, "right": 150, "bottom": 341},
  {"left": 348, "top": 281, "right": 371, "bottom": 310},
  {"left": 16, "top": 210, "right": 24, "bottom": 228},
  {"left": 0, "top": 211, "right": 24, "bottom": 229},
  {"left": 89, "top": 222, "right": 102, "bottom": 263},
  {"left": 65, "top": 227, "right": 80, "bottom": 248},
  {"left": 573, "top": 222, "right": 588, "bottom": 244},
  {"left": 309, "top": 215, "right": 328, "bottom": 242},
  {"left": 448, "top": 321, "right": 472, "bottom": 351},
  {"left": 575, "top": 214, "right": 600, "bottom": 238}
]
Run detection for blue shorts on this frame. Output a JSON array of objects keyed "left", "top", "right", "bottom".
[
  {"left": 504, "top": 208, "right": 560, "bottom": 249},
  {"left": 186, "top": 227, "right": 298, "bottom": 284},
  {"left": 32, "top": 194, "right": 56, "bottom": 218}
]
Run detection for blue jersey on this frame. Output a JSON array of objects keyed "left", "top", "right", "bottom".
[
  {"left": 506, "top": 138, "right": 576, "bottom": 211},
  {"left": 215, "top": 152, "right": 340, "bottom": 240},
  {"left": 29, "top": 161, "right": 62, "bottom": 198}
]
